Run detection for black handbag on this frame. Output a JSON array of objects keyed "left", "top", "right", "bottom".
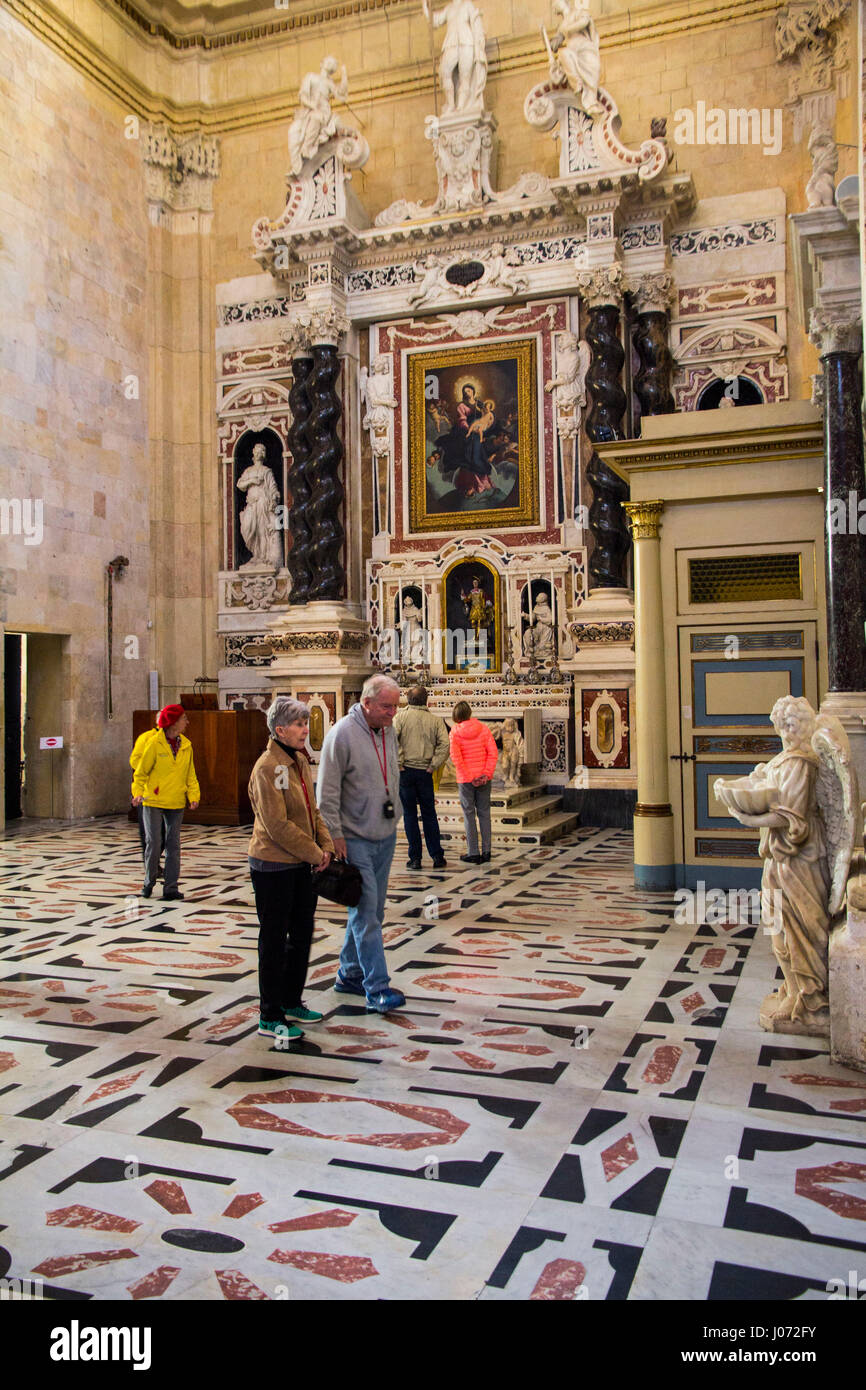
[{"left": 313, "top": 858, "right": 363, "bottom": 907}]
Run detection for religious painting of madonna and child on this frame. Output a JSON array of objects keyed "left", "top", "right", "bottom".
[{"left": 407, "top": 339, "right": 539, "bottom": 534}]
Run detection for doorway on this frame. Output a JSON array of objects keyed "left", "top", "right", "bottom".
[{"left": 4, "top": 633, "right": 24, "bottom": 821}]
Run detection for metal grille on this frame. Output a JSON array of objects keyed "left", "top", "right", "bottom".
[{"left": 689, "top": 553, "right": 802, "bottom": 604}]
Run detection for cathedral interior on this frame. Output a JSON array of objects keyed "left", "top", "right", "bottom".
[{"left": 2, "top": 0, "right": 866, "bottom": 1323}]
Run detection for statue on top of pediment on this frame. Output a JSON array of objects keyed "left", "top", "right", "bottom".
[{"left": 545, "top": 0, "right": 603, "bottom": 117}]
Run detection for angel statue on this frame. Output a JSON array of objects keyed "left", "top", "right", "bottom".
[
  {"left": 545, "top": 332, "right": 591, "bottom": 431},
  {"left": 288, "top": 57, "right": 348, "bottom": 176},
  {"left": 545, "top": 1, "right": 604, "bottom": 118},
  {"left": 422, "top": 0, "right": 488, "bottom": 114},
  {"left": 714, "top": 695, "right": 860, "bottom": 1037}
]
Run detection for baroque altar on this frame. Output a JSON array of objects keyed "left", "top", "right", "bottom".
[{"left": 214, "top": 0, "right": 712, "bottom": 803}]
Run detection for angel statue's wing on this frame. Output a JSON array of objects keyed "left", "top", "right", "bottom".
[{"left": 812, "top": 714, "right": 862, "bottom": 915}]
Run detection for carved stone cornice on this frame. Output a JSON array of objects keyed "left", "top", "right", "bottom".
[
  {"left": 774, "top": 0, "right": 851, "bottom": 105},
  {"left": 576, "top": 265, "right": 624, "bottom": 309},
  {"left": 270, "top": 631, "right": 369, "bottom": 653},
  {"left": 142, "top": 123, "right": 220, "bottom": 223},
  {"left": 625, "top": 271, "right": 674, "bottom": 316},
  {"left": 624, "top": 500, "right": 664, "bottom": 540},
  {"left": 569, "top": 620, "right": 635, "bottom": 645},
  {"left": 809, "top": 306, "right": 863, "bottom": 356}
]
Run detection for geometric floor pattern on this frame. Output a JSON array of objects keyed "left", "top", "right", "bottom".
[{"left": 2, "top": 815, "right": 865, "bottom": 1302}]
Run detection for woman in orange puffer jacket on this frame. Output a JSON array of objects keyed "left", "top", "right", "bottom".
[{"left": 449, "top": 700, "right": 498, "bottom": 864}]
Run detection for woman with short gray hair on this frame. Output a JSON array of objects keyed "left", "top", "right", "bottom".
[{"left": 247, "top": 696, "right": 335, "bottom": 1042}]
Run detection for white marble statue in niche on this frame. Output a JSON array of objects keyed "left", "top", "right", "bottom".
[
  {"left": 288, "top": 56, "right": 349, "bottom": 175},
  {"left": 399, "top": 593, "right": 428, "bottom": 666},
  {"left": 546, "top": 0, "right": 603, "bottom": 117},
  {"left": 522, "top": 589, "right": 556, "bottom": 660},
  {"left": 237, "top": 443, "right": 284, "bottom": 572},
  {"left": 422, "top": 0, "right": 488, "bottom": 113},
  {"left": 714, "top": 696, "right": 860, "bottom": 1037},
  {"left": 805, "top": 122, "right": 838, "bottom": 209}
]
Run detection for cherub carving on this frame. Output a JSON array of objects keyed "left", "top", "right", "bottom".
[
  {"left": 485, "top": 242, "right": 529, "bottom": 297},
  {"left": 714, "top": 696, "right": 860, "bottom": 1036},
  {"left": 408, "top": 254, "right": 445, "bottom": 309},
  {"left": 500, "top": 717, "right": 525, "bottom": 787}
]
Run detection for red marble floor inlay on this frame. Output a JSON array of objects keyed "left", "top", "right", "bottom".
[
  {"left": 830, "top": 1099, "right": 866, "bottom": 1113},
  {"left": 642, "top": 1044, "right": 683, "bottom": 1086},
  {"left": 215, "top": 1269, "right": 269, "bottom": 1300},
  {"left": 34, "top": 1248, "right": 139, "bottom": 1277},
  {"left": 795, "top": 1162, "right": 866, "bottom": 1221},
  {"left": 680, "top": 991, "right": 708, "bottom": 1015},
  {"left": 530, "top": 1259, "right": 587, "bottom": 1300},
  {"left": 145, "top": 1179, "right": 192, "bottom": 1214},
  {"left": 601, "top": 1133, "right": 640, "bottom": 1182},
  {"left": 128, "top": 1265, "right": 181, "bottom": 1300},
  {"left": 700, "top": 948, "right": 727, "bottom": 969},
  {"left": 71, "top": 1009, "right": 97, "bottom": 1023},
  {"left": 206, "top": 1007, "right": 259, "bottom": 1038},
  {"left": 46, "top": 1205, "right": 140, "bottom": 1234},
  {"left": 227, "top": 1088, "right": 469, "bottom": 1151},
  {"left": 268, "top": 1209, "right": 356, "bottom": 1233},
  {"left": 0, "top": 1052, "right": 19, "bottom": 1074},
  {"left": 481, "top": 1043, "right": 551, "bottom": 1055},
  {"left": 783, "top": 1073, "right": 866, "bottom": 1092},
  {"left": 401, "top": 1050, "right": 429, "bottom": 1062},
  {"left": 474, "top": 1027, "right": 527, "bottom": 1037},
  {"left": 84, "top": 1071, "right": 144, "bottom": 1104},
  {"left": 103, "top": 946, "right": 244, "bottom": 970},
  {"left": 267, "top": 1249, "right": 378, "bottom": 1282},
  {"left": 454, "top": 1050, "right": 496, "bottom": 1071},
  {"left": 413, "top": 971, "right": 585, "bottom": 1001},
  {"left": 223, "top": 1193, "right": 266, "bottom": 1219}
]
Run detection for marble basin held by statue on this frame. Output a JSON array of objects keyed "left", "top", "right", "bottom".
[{"left": 715, "top": 776, "right": 776, "bottom": 816}]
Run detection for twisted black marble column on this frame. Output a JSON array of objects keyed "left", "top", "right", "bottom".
[
  {"left": 823, "top": 346, "right": 866, "bottom": 690},
  {"left": 585, "top": 303, "right": 630, "bottom": 588},
  {"left": 307, "top": 342, "right": 346, "bottom": 602},
  {"left": 633, "top": 310, "right": 675, "bottom": 420},
  {"left": 287, "top": 354, "right": 315, "bottom": 605}
]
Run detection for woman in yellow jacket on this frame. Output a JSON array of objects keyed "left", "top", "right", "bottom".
[{"left": 131, "top": 704, "right": 200, "bottom": 901}]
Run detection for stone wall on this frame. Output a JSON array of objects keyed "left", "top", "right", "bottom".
[{"left": 0, "top": 6, "right": 150, "bottom": 821}]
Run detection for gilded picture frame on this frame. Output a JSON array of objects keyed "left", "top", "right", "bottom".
[{"left": 408, "top": 338, "right": 539, "bottom": 534}]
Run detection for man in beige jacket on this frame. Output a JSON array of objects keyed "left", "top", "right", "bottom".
[{"left": 393, "top": 685, "right": 450, "bottom": 871}]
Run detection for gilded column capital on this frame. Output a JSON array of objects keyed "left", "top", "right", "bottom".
[
  {"left": 809, "top": 306, "right": 862, "bottom": 357},
  {"left": 624, "top": 500, "right": 664, "bottom": 540},
  {"left": 576, "top": 265, "right": 624, "bottom": 309},
  {"left": 625, "top": 271, "right": 675, "bottom": 316}
]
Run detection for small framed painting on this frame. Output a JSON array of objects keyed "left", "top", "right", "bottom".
[{"left": 407, "top": 338, "right": 539, "bottom": 534}]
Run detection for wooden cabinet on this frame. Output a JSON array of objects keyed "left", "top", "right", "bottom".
[{"left": 132, "top": 710, "right": 268, "bottom": 825}]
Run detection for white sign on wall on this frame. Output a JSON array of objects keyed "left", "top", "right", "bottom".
[{"left": 39, "top": 736, "right": 63, "bottom": 750}]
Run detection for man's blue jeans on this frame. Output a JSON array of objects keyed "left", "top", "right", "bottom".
[{"left": 340, "top": 833, "right": 397, "bottom": 997}]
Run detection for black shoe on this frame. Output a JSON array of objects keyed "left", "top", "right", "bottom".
[
  {"left": 140, "top": 885, "right": 153, "bottom": 899},
  {"left": 432, "top": 856, "right": 447, "bottom": 869},
  {"left": 163, "top": 890, "right": 185, "bottom": 901},
  {"left": 460, "top": 854, "right": 482, "bottom": 864},
  {"left": 406, "top": 859, "right": 421, "bottom": 870},
  {"left": 480, "top": 852, "right": 491, "bottom": 863}
]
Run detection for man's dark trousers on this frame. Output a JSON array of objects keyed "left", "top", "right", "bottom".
[{"left": 399, "top": 767, "right": 443, "bottom": 862}]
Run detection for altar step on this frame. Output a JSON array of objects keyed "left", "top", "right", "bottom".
[{"left": 398, "top": 781, "right": 580, "bottom": 846}]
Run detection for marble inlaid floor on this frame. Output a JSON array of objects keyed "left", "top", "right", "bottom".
[{"left": 1, "top": 816, "right": 865, "bottom": 1302}]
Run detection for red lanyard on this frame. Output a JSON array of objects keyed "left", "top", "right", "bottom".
[
  {"left": 368, "top": 728, "right": 390, "bottom": 796},
  {"left": 295, "top": 761, "right": 314, "bottom": 833}
]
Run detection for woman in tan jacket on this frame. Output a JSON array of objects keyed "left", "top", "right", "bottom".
[{"left": 248, "top": 696, "right": 334, "bottom": 1041}]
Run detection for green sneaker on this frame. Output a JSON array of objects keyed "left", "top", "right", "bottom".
[
  {"left": 258, "top": 1017, "right": 303, "bottom": 1041},
  {"left": 282, "top": 1002, "right": 324, "bottom": 1023}
]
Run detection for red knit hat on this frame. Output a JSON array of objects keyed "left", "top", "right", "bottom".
[{"left": 157, "top": 704, "right": 186, "bottom": 729}]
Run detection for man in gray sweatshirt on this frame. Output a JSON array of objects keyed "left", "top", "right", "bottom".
[{"left": 317, "top": 673, "right": 406, "bottom": 1013}]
